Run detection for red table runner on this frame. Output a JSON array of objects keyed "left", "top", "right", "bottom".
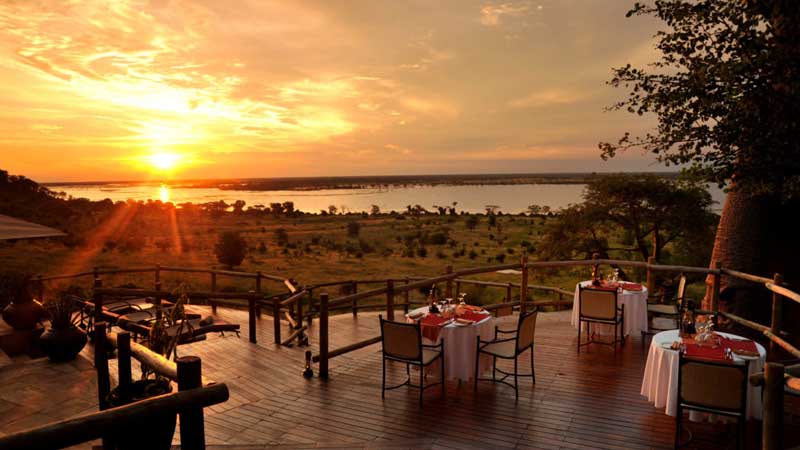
[
  {"left": 420, "top": 314, "right": 448, "bottom": 341},
  {"left": 683, "top": 342, "right": 728, "bottom": 361}
]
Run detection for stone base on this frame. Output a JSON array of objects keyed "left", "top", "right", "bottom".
[{"left": 0, "top": 320, "right": 44, "bottom": 357}]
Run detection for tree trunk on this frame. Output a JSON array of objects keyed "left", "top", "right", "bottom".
[{"left": 704, "top": 189, "right": 800, "bottom": 349}]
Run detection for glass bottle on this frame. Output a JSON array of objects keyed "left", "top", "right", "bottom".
[{"left": 680, "top": 308, "right": 695, "bottom": 337}]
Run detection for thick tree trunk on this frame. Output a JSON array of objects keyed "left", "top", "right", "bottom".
[{"left": 704, "top": 190, "right": 800, "bottom": 348}]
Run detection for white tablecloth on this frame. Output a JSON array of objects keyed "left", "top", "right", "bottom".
[
  {"left": 641, "top": 329, "right": 765, "bottom": 420},
  {"left": 571, "top": 281, "right": 649, "bottom": 336},
  {"left": 406, "top": 306, "right": 495, "bottom": 381}
]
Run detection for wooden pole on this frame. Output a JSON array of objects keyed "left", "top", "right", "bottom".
[
  {"left": 255, "top": 272, "right": 262, "bottom": 318},
  {"left": 117, "top": 332, "right": 132, "bottom": 405},
  {"left": 248, "top": 296, "right": 257, "bottom": 344},
  {"left": 319, "top": 293, "right": 329, "bottom": 379},
  {"left": 646, "top": 256, "right": 656, "bottom": 301},
  {"left": 94, "top": 323, "right": 110, "bottom": 412},
  {"left": 520, "top": 254, "right": 529, "bottom": 313},
  {"left": 506, "top": 283, "right": 512, "bottom": 303},
  {"left": 92, "top": 277, "right": 103, "bottom": 329},
  {"left": 763, "top": 362, "right": 784, "bottom": 450},
  {"left": 351, "top": 281, "right": 358, "bottom": 318},
  {"left": 386, "top": 280, "right": 395, "bottom": 321},
  {"left": 711, "top": 261, "right": 721, "bottom": 312},
  {"left": 273, "top": 297, "right": 281, "bottom": 345},
  {"left": 403, "top": 278, "right": 410, "bottom": 314},
  {"left": 768, "top": 273, "right": 782, "bottom": 354},
  {"left": 177, "top": 356, "right": 205, "bottom": 450},
  {"left": 154, "top": 264, "right": 161, "bottom": 292},
  {"left": 445, "top": 265, "right": 453, "bottom": 299},
  {"left": 210, "top": 272, "right": 217, "bottom": 313}
]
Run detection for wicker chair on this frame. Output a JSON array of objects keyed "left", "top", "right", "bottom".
[
  {"left": 642, "top": 275, "right": 691, "bottom": 345},
  {"left": 577, "top": 287, "right": 625, "bottom": 354},
  {"left": 379, "top": 315, "right": 444, "bottom": 405},
  {"left": 474, "top": 310, "right": 537, "bottom": 399},
  {"left": 676, "top": 354, "right": 750, "bottom": 449}
]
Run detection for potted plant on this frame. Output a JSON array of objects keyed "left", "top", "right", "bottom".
[
  {"left": 38, "top": 294, "right": 88, "bottom": 362},
  {"left": 1, "top": 272, "right": 45, "bottom": 331},
  {"left": 106, "top": 289, "right": 190, "bottom": 450}
]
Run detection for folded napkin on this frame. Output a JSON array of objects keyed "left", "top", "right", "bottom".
[
  {"left": 461, "top": 304, "right": 484, "bottom": 312},
  {"left": 722, "top": 337, "right": 759, "bottom": 357},
  {"left": 619, "top": 282, "right": 644, "bottom": 291},
  {"left": 420, "top": 314, "right": 448, "bottom": 341},
  {"left": 683, "top": 343, "right": 728, "bottom": 362},
  {"left": 457, "top": 310, "right": 488, "bottom": 323}
]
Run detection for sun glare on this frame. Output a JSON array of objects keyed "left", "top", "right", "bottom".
[
  {"left": 149, "top": 152, "right": 182, "bottom": 171},
  {"left": 159, "top": 184, "right": 171, "bottom": 203}
]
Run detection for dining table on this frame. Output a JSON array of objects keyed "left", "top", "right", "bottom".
[
  {"left": 406, "top": 305, "right": 495, "bottom": 381},
  {"left": 641, "top": 329, "right": 766, "bottom": 420},
  {"left": 571, "top": 280, "right": 649, "bottom": 336}
]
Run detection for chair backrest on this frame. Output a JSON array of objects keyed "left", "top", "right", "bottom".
[
  {"left": 516, "top": 310, "right": 537, "bottom": 352},
  {"left": 579, "top": 287, "right": 618, "bottom": 320},
  {"left": 494, "top": 304, "right": 513, "bottom": 318},
  {"left": 678, "top": 354, "right": 749, "bottom": 413},
  {"left": 379, "top": 315, "right": 421, "bottom": 361}
]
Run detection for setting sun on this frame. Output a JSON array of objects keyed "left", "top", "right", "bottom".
[{"left": 149, "top": 152, "right": 182, "bottom": 171}]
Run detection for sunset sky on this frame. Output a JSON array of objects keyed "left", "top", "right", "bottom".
[{"left": 0, "top": 0, "right": 662, "bottom": 182}]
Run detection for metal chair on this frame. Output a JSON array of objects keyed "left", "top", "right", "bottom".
[
  {"left": 675, "top": 354, "right": 750, "bottom": 449},
  {"left": 474, "top": 310, "right": 537, "bottom": 399},
  {"left": 379, "top": 315, "right": 444, "bottom": 405},
  {"left": 577, "top": 287, "right": 625, "bottom": 354},
  {"left": 642, "top": 275, "right": 691, "bottom": 346}
]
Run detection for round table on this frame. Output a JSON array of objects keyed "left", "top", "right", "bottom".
[
  {"left": 406, "top": 306, "right": 495, "bottom": 381},
  {"left": 641, "top": 329, "right": 766, "bottom": 420},
  {"left": 570, "top": 281, "right": 649, "bottom": 336}
]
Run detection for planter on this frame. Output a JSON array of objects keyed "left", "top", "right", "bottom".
[
  {"left": 2, "top": 300, "right": 45, "bottom": 331},
  {"left": 38, "top": 325, "right": 87, "bottom": 362},
  {"left": 107, "top": 379, "right": 176, "bottom": 450}
]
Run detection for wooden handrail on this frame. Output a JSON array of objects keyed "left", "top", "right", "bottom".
[
  {"left": 722, "top": 268, "right": 776, "bottom": 285},
  {"left": 93, "top": 287, "right": 264, "bottom": 300},
  {"left": 280, "top": 289, "right": 307, "bottom": 307},
  {"left": 0, "top": 383, "right": 229, "bottom": 450},
  {"left": 766, "top": 282, "right": 800, "bottom": 306}
]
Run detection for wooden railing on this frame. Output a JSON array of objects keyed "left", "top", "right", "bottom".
[{"left": 0, "top": 321, "right": 229, "bottom": 450}]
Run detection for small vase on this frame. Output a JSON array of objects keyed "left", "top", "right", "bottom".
[
  {"left": 2, "top": 300, "right": 45, "bottom": 331},
  {"left": 39, "top": 325, "right": 88, "bottom": 362}
]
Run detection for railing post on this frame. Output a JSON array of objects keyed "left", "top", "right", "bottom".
[
  {"left": 154, "top": 264, "right": 161, "bottom": 292},
  {"left": 94, "top": 323, "right": 110, "bottom": 411},
  {"left": 351, "top": 281, "right": 358, "bottom": 317},
  {"left": 520, "top": 255, "right": 529, "bottom": 313},
  {"left": 445, "top": 265, "right": 453, "bottom": 299},
  {"left": 387, "top": 280, "right": 395, "bottom": 321},
  {"left": 711, "top": 260, "right": 721, "bottom": 312},
  {"left": 646, "top": 256, "right": 656, "bottom": 301},
  {"left": 319, "top": 293, "right": 329, "bottom": 379},
  {"left": 177, "top": 356, "right": 205, "bottom": 450},
  {"left": 403, "top": 278, "right": 410, "bottom": 313},
  {"left": 307, "top": 288, "right": 315, "bottom": 324},
  {"left": 763, "top": 362, "right": 784, "bottom": 450},
  {"left": 210, "top": 272, "right": 217, "bottom": 313},
  {"left": 273, "top": 296, "right": 282, "bottom": 345},
  {"left": 93, "top": 277, "right": 104, "bottom": 328},
  {"left": 248, "top": 295, "right": 257, "bottom": 344},
  {"left": 770, "top": 273, "right": 783, "bottom": 354},
  {"left": 117, "top": 332, "right": 132, "bottom": 405},
  {"left": 256, "top": 272, "right": 263, "bottom": 318},
  {"left": 36, "top": 275, "right": 44, "bottom": 302},
  {"left": 506, "top": 283, "right": 512, "bottom": 303}
]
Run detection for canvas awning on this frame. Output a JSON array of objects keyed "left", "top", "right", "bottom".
[{"left": 0, "top": 214, "right": 66, "bottom": 241}]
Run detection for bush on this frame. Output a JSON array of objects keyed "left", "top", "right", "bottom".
[
  {"left": 468, "top": 250, "right": 478, "bottom": 259},
  {"left": 120, "top": 236, "right": 146, "bottom": 252},
  {"left": 429, "top": 231, "right": 448, "bottom": 245},
  {"left": 436, "top": 250, "right": 447, "bottom": 259},
  {"left": 495, "top": 253, "right": 506, "bottom": 263},
  {"left": 214, "top": 232, "right": 248, "bottom": 268},
  {"left": 416, "top": 247, "right": 428, "bottom": 258},
  {"left": 347, "top": 221, "right": 361, "bottom": 238},
  {"left": 258, "top": 242, "right": 267, "bottom": 254},
  {"left": 274, "top": 228, "right": 289, "bottom": 246},
  {"left": 465, "top": 215, "right": 479, "bottom": 230}
]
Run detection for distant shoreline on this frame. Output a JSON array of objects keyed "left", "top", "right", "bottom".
[{"left": 45, "top": 171, "right": 681, "bottom": 192}]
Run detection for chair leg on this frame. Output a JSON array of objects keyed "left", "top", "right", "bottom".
[
  {"left": 674, "top": 405, "right": 681, "bottom": 449},
  {"left": 577, "top": 320, "right": 581, "bottom": 354},
  {"left": 474, "top": 337, "right": 479, "bottom": 391},
  {"left": 530, "top": 347, "right": 535, "bottom": 384},
  {"left": 492, "top": 356, "right": 496, "bottom": 381},
  {"left": 419, "top": 364, "right": 424, "bottom": 406},
  {"left": 441, "top": 356, "right": 445, "bottom": 397},
  {"left": 514, "top": 357, "right": 519, "bottom": 400},
  {"left": 381, "top": 357, "right": 386, "bottom": 399},
  {"left": 738, "top": 416, "right": 745, "bottom": 450}
]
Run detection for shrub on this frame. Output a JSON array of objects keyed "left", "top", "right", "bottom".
[
  {"left": 346, "top": 220, "right": 361, "bottom": 238},
  {"left": 258, "top": 242, "right": 267, "bottom": 254},
  {"left": 436, "top": 250, "right": 447, "bottom": 259},
  {"left": 274, "top": 228, "right": 289, "bottom": 246},
  {"left": 468, "top": 250, "right": 478, "bottom": 259},
  {"left": 429, "top": 231, "right": 448, "bottom": 245},
  {"left": 465, "top": 215, "right": 479, "bottom": 230},
  {"left": 416, "top": 247, "right": 428, "bottom": 258},
  {"left": 214, "top": 232, "right": 247, "bottom": 268},
  {"left": 495, "top": 253, "right": 506, "bottom": 263}
]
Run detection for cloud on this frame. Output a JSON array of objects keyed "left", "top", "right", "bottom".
[
  {"left": 508, "top": 89, "right": 588, "bottom": 109},
  {"left": 480, "top": 2, "right": 531, "bottom": 26}
]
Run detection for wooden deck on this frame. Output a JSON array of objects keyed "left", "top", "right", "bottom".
[{"left": 2, "top": 307, "right": 799, "bottom": 449}]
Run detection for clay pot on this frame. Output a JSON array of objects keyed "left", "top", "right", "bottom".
[
  {"left": 2, "top": 300, "right": 45, "bottom": 331},
  {"left": 38, "top": 325, "right": 87, "bottom": 362}
]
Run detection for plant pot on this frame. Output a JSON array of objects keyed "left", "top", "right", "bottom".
[
  {"left": 107, "top": 379, "right": 176, "bottom": 450},
  {"left": 2, "top": 300, "right": 45, "bottom": 331},
  {"left": 38, "top": 325, "right": 87, "bottom": 362}
]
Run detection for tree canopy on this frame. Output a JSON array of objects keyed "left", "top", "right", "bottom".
[
  {"left": 600, "top": 0, "right": 800, "bottom": 198},
  {"left": 539, "top": 174, "right": 717, "bottom": 265}
]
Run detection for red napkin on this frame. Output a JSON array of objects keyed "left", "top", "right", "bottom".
[
  {"left": 683, "top": 343, "right": 728, "bottom": 362},
  {"left": 420, "top": 314, "right": 448, "bottom": 341},
  {"left": 461, "top": 304, "right": 484, "bottom": 312},
  {"left": 457, "top": 310, "right": 488, "bottom": 323},
  {"left": 619, "top": 282, "right": 644, "bottom": 291},
  {"left": 721, "top": 337, "right": 758, "bottom": 354}
]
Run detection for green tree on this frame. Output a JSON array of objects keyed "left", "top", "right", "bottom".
[
  {"left": 214, "top": 231, "right": 247, "bottom": 269},
  {"left": 602, "top": 1, "right": 800, "bottom": 316}
]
